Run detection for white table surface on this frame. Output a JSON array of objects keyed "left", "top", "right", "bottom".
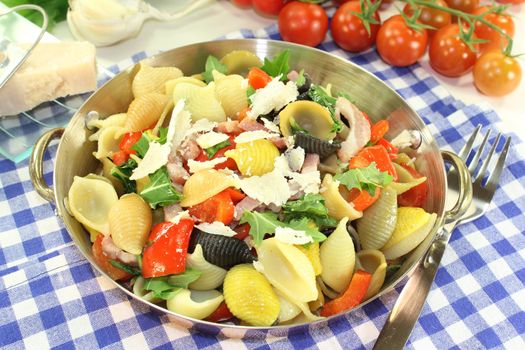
[{"left": 50, "top": 0, "right": 525, "bottom": 140}]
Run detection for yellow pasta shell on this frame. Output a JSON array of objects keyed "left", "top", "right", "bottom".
[
  {"left": 173, "top": 82, "right": 226, "bottom": 122},
  {"left": 132, "top": 62, "right": 183, "bottom": 97},
  {"left": 109, "top": 193, "right": 152, "bottom": 255},
  {"left": 125, "top": 92, "right": 168, "bottom": 132},
  {"left": 224, "top": 139, "right": 279, "bottom": 176},
  {"left": 214, "top": 74, "right": 248, "bottom": 119},
  {"left": 180, "top": 169, "right": 239, "bottom": 207},
  {"left": 320, "top": 174, "right": 362, "bottom": 221},
  {"left": 220, "top": 50, "right": 262, "bottom": 75},
  {"left": 357, "top": 250, "right": 387, "bottom": 300},
  {"left": 389, "top": 163, "right": 427, "bottom": 195},
  {"left": 279, "top": 101, "right": 336, "bottom": 140},
  {"left": 296, "top": 242, "right": 322, "bottom": 276},
  {"left": 223, "top": 264, "right": 280, "bottom": 326}
]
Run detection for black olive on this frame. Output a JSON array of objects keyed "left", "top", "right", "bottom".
[
  {"left": 294, "top": 132, "right": 341, "bottom": 159},
  {"left": 297, "top": 73, "right": 312, "bottom": 94},
  {"left": 189, "top": 229, "right": 255, "bottom": 269}
]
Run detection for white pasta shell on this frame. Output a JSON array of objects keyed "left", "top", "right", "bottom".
[
  {"left": 125, "top": 92, "right": 168, "bottom": 132},
  {"left": 180, "top": 169, "right": 239, "bottom": 207},
  {"left": 88, "top": 113, "right": 127, "bottom": 142},
  {"left": 356, "top": 250, "right": 387, "bottom": 300},
  {"left": 166, "top": 289, "right": 223, "bottom": 320},
  {"left": 93, "top": 126, "right": 124, "bottom": 159},
  {"left": 320, "top": 217, "right": 356, "bottom": 293},
  {"left": 356, "top": 186, "right": 398, "bottom": 250},
  {"left": 214, "top": 74, "right": 248, "bottom": 118},
  {"left": 109, "top": 193, "right": 152, "bottom": 255},
  {"left": 132, "top": 276, "right": 161, "bottom": 303},
  {"left": 187, "top": 244, "right": 227, "bottom": 291},
  {"left": 256, "top": 238, "right": 318, "bottom": 304},
  {"left": 165, "top": 76, "right": 206, "bottom": 96},
  {"left": 320, "top": 174, "right": 362, "bottom": 221},
  {"left": 68, "top": 175, "right": 118, "bottom": 234},
  {"left": 389, "top": 163, "right": 427, "bottom": 195},
  {"left": 275, "top": 289, "right": 302, "bottom": 323},
  {"left": 173, "top": 82, "right": 226, "bottom": 122},
  {"left": 132, "top": 62, "right": 183, "bottom": 97}
]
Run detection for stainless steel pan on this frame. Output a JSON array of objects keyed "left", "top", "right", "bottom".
[{"left": 29, "top": 39, "right": 471, "bottom": 338}]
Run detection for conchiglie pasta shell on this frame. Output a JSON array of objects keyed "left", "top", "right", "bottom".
[
  {"left": 132, "top": 63, "right": 182, "bottom": 97},
  {"left": 320, "top": 174, "right": 362, "bottom": 221},
  {"left": 389, "top": 163, "right": 427, "bottom": 195},
  {"left": 356, "top": 186, "right": 398, "bottom": 250},
  {"left": 214, "top": 74, "right": 248, "bottom": 118},
  {"left": 256, "top": 238, "right": 318, "bottom": 303},
  {"left": 68, "top": 175, "right": 118, "bottom": 234},
  {"left": 308, "top": 282, "right": 325, "bottom": 312},
  {"left": 98, "top": 156, "right": 124, "bottom": 195},
  {"left": 224, "top": 139, "right": 279, "bottom": 176},
  {"left": 88, "top": 113, "right": 127, "bottom": 142},
  {"left": 133, "top": 276, "right": 161, "bottom": 303},
  {"left": 187, "top": 244, "right": 227, "bottom": 291},
  {"left": 173, "top": 82, "right": 226, "bottom": 122},
  {"left": 223, "top": 264, "right": 280, "bottom": 326},
  {"left": 125, "top": 93, "right": 168, "bottom": 132},
  {"left": 320, "top": 217, "right": 356, "bottom": 293},
  {"left": 296, "top": 242, "right": 322, "bottom": 276},
  {"left": 109, "top": 193, "right": 152, "bottom": 255},
  {"left": 356, "top": 250, "right": 387, "bottom": 300},
  {"left": 275, "top": 289, "right": 302, "bottom": 323},
  {"left": 180, "top": 169, "right": 239, "bottom": 207},
  {"left": 279, "top": 101, "right": 336, "bottom": 140},
  {"left": 220, "top": 50, "right": 263, "bottom": 75},
  {"left": 94, "top": 126, "right": 124, "bottom": 159},
  {"left": 165, "top": 77, "right": 206, "bottom": 97},
  {"left": 166, "top": 289, "right": 223, "bottom": 320}
]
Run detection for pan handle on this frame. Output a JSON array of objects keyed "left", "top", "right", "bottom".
[
  {"left": 29, "top": 128, "right": 64, "bottom": 203},
  {"left": 441, "top": 150, "right": 472, "bottom": 223}
]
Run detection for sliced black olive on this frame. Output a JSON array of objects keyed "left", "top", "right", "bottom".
[
  {"left": 297, "top": 73, "right": 312, "bottom": 94},
  {"left": 189, "top": 229, "right": 255, "bottom": 269},
  {"left": 294, "top": 132, "right": 341, "bottom": 159},
  {"left": 296, "top": 91, "right": 312, "bottom": 101}
]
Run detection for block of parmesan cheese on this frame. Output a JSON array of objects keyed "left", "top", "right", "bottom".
[{"left": 0, "top": 41, "right": 97, "bottom": 117}]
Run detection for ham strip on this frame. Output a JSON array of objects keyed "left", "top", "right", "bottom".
[
  {"left": 102, "top": 236, "right": 138, "bottom": 266},
  {"left": 234, "top": 196, "right": 262, "bottom": 221},
  {"left": 335, "top": 97, "right": 371, "bottom": 162},
  {"left": 302, "top": 153, "right": 320, "bottom": 173}
]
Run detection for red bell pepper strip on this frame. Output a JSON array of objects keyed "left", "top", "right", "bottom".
[
  {"left": 397, "top": 164, "right": 428, "bottom": 208},
  {"left": 112, "top": 131, "right": 143, "bottom": 165},
  {"left": 206, "top": 301, "right": 234, "bottom": 323},
  {"left": 142, "top": 219, "right": 194, "bottom": 278},
  {"left": 342, "top": 187, "right": 382, "bottom": 212},
  {"left": 320, "top": 270, "right": 372, "bottom": 317},
  {"left": 350, "top": 145, "right": 398, "bottom": 181},
  {"left": 188, "top": 189, "right": 235, "bottom": 225},
  {"left": 376, "top": 138, "right": 398, "bottom": 158},
  {"left": 233, "top": 223, "right": 251, "bottom": 241},
  {"left": 223, "top": 188, "right": 246, "bottom": 204},
  {"left": 370, "top": 120, "right": 389, "bottom": 144},
  {"left": 247, "top": 67, "right": 272, "bottom": 89},
  {"left": 92, "top": 234, "right": 132, "bottom": 281}
]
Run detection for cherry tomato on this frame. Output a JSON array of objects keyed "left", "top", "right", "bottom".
[
  {"left": 370, "top": 120, "right": 389, "bottom": 144},
  {"left": 397, "top": 164, "right": 428, "bottom": 207},
  {"left": 472, "top": 6, "right": 514, "bottom": 53},
  {"left": 376, "top": 15, "right": 428, "bottom": 67},
  {"left": 112, "top": 150, "right": 128, "bottom": 166},
  {"left": 444, "top": 0, "right": 479, "bottom": 14},
  {"left": 252, "top": 0, "right": 285, "bottom": 16},
  {"left": 331, "top": 1, "right": 381, "bottom": 53},
  {"left": 278, "top": 2, "right": 328, "bottom": 47},
  {"left": 403, "top": 0, "right": 452, "bottom": 35},
  {"left": 231, "top": 0, "right": 252, "bottom": 8},
  {"left": 92, "top": 234, "right": 132, "bottom": 281},
  {"left": 247, "top": 67, "right": 271, "bottom": 89},
  {"left": 473, "top": 50, "right": 522, "bottom": 96},
  {"left": 429, "top": 24, "right": 478, "bottom": 77}
]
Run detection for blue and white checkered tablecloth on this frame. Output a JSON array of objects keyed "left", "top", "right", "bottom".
[{"left": 1, "top": 24, "right": 524, "bottom": 349}]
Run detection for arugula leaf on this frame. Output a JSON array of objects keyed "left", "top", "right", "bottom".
[
  {"left": 261, "top": 50, "right": 290, "bottom": 81},
  {"left": 157, "top": 127, "right": 168, "bottom": 144},
  {"left": 282, "top": 194, "right": 337, "bottom": 229},
  {"left": 334, "top": 162, "right": 393, "bottom": 196},
  {"left": 109, "top": 260, "right": 141, "bottom": 276},
  {"left": 246, "top": 86, "right": 256, "bottom": 101},
  {"left": 202, "top": 55, "right": 228, "bottom": 83},
  {"left": 205, "top": 139, "right": 230, "bottom": 159},
  {"left": 2, "top": 0, "right": 68, "bottom": 31},
  {"left": 295, "top": 69, "right": 306, "bottom": 87},
  {"left": 139, "top": 166, "right": 182, "bottom": 208},
  {"left": 308, "top": 84, "right": 343, "bottom": 134},
  {"left": 240, "top": 210, "right": 326, "bottom": 246},
  {"left": 131, "top": 128, "right": 168, "bottom": 158},
  {"left": 289, "top": 118, "right": 308, "bottom": 134},
  {"left": 110, "top": 158, "right": 137, "bottom": 193},
  {"left": 142, "top": 268, "right": 201, "bottom": 300}
]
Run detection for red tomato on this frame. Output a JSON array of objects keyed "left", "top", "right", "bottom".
[
  {"left": 376, "top": 15, "right": 428, "bottom": 67},
  {"left": 206, "top": 302, "right": 234, "bottom": 322},
  {"left": 331, "top": 1, "right": 381, "bottom": 53},
  {"left": 247, "top": 67, "right": 272, "bottom": 89},
  {"left": 472, "top": 6, "right": 514, "bottom": 53},
  {"left": 194, "top": 135, "right": 238, "bottom": 171},
  {"left": 377, "top": 138, "right": 398, "bottom": 157},
  {"left": 92, "top": 234, "right": 132, "bottom": 281},
  {"left": 429, "top": 24, "right": 478, "bottom": 77},
  {"left": 233, "top": 223, "right": 251, "bottom": 241},
  {"left": 370, "top": 120, "right": 389, "bottom": 144},
  {"left": 278, "top": 2, "right": 328, "bottom": 47},
  {"left": 112, "top": 150, "right": 128, "bottom": 166},
  {"left": 342, "top": 186, "right": 381, "bottom": 211},
  {"left": 142, "top": 219, "right": 194, "bottom": 278},
  {"left": 473, "top": 50, "right": 522, "bottom": 96},
  {"left": 188, "top": 190, "right": 235, "bottom": 225},
  {"left": 397, "top": 164, "right": 428, "bottom": 208},
  {"left": 444, "top": 0, "right": 479, "bottom": 14},
  {"left": 223, "top": 188, "right": 246, "bottom": 204},
  {"left": 252, "top": 0, "right": 285, "bottom": 16},
  {"left": 403, "top": 0, "right": 451, "bottom": 35},
  {"left": 119, "top": 131, "right": 142, "bottom": 154},
  {"left": 231, "top": 0, "right": 252, "bottom": 8}
]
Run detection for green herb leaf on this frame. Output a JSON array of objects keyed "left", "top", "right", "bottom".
[
  {"left": 261, "top": 50, "right": 290, "bottom": 80},
  {"left": 246, "top": 85, "right": 256, "bottom": 101},
  {"left": 205, "top": 139, "right": 231, "bottom": 159},
  {"left": 139, "top": 166, "right": 182, "bottom": 208},
  {"left": 334, "top": 162, "right": 393, "bottom": 196},
  {"left": 131, "top": 128, "right": 168, "bottom": 158},
  {"left": 109, "top": 260, "right": 141, "bottom": 275},
  {"left": 166, "top": 268, "right": 202, "bottom": 288},
  {"left": 157, "top": 127, "right": 168, "bottom": 145},
  {"left": 202, "top": 55, "right": 228, "bottom": 83},
  {"left": 282, "top": 193, "right": 337, "bottom": 229},
  {"left": 286, "top": 218, "right": 327, "bottom": 243},
  {"left": 295, "top": 69, "right": 306, "bottom": 87},
  {"left": 2, "top": 0, "right": 68, "bottom": 31},
  {"left": 142, "top": 268, "right": 202, "bottom": 300},
  {"left": 308, "top": 85, "right": 344, "bottom": 134},
  {"left": 110, "top": 158, "right": 137, "bottom": 193},
  {"left": 290, "top": 118, "right": 308, "bottom": 134}
]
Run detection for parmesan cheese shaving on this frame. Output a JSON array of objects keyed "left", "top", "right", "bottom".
[
  {"left": 196, "top": 131, "right": 229, "bottom": 149},
  {"left": 261, "top": 118, "right": 281, "bottom": 133},
  {"left": 240, "top": 169, "right": 291, "bottom": 206},
  {"left": 275, "top": 227, "right": 313, "bottom": 245},
  {"left": 130, "top": 142, "right": 171, "bottom": 180},
  {"left": 195, "top": 222, "right": 237, "bottom": 237},
  {"left": 234, "top": 130, "right": 280, "bottom": 144},
  {"left": 184, "top": 119, "right": 217, "bottom": 137},
  {"left": 187, "top": 157, "right": 228, "bottom": 173},
  {"left": 169, "top": 210, "right": 191, "bottom": 225},
  {"left": 248, "top": 78, "right": 298, "bottom": 119}
]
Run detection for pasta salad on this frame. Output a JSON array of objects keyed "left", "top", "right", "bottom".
[{"left": 68, "top": 50, "right": 437, "bottom": 326}]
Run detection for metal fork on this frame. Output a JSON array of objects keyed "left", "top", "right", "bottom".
[{"left": 373, "top": 125, "right": 511, "bottom": 350}]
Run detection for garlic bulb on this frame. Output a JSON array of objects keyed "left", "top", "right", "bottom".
[{"left": 67, "top": 0, "right": 213, "bottom": 47}]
